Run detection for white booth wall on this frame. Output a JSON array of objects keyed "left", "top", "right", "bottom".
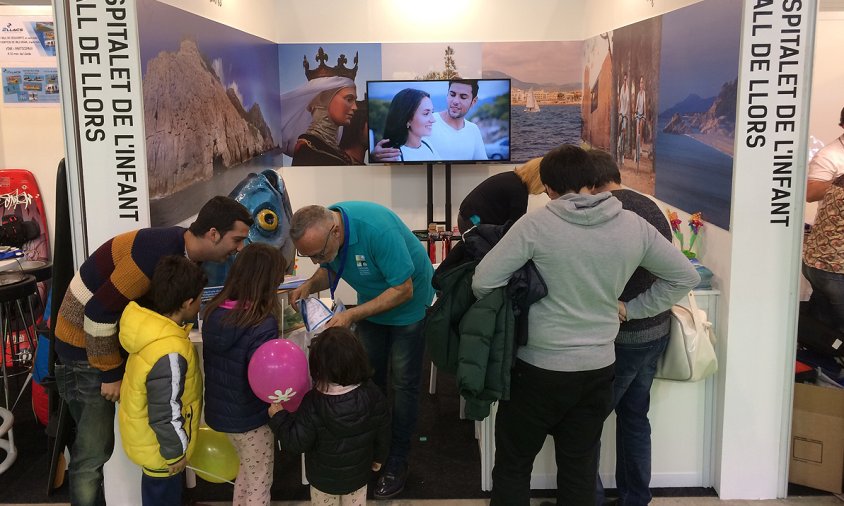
[
  {"left": 0, "top": 4, "right": 63, "bottom": 248},
  {"left": 45, "top": 0, "right": 835, "bottom": 500}
]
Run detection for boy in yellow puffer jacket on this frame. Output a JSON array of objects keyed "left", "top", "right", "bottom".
[{"left": 117, "top": 256, "right": 207, "bottom": 506}]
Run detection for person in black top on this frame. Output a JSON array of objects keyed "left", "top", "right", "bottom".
[
  {"left": 268, "top": 327, "right": 390, "bottom": 503},
  {"left": 457, "top": 157, "right": 545, "bottom": 233},
  {"left": 588, "top": 149, "right": 673, "bottom": 506}
]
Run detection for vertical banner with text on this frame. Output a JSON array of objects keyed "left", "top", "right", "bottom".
[
  {"left": 720, "top": 0, "right": 816, "bottom": 498},
  {"left": 65, "top": 0, "right": 148, "bottom": 252}
]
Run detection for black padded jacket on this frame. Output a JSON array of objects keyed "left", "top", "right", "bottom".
[{"left": 268, "top": 380, "right": 390, "bottom": 495}]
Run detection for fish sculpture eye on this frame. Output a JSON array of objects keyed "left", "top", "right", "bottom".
[{"left": 257, "top": 209, "right": 279, "bottom": 231}]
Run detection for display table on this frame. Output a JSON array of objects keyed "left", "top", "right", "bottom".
[{"left": 476, "top": 289, "right": 719, "bottom": 491}]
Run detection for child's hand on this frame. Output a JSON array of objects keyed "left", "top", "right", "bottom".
[
  {"left": 268, "top": 402, "right": 284, "bottom": 416},
  {"left": 168, "top": 459, "right": 186, "bottom": 476},
  {"left": 371, "top": 461, "right": 382, "bottom": 472}
]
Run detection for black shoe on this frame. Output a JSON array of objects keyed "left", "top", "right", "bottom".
[{"left": 373, "top": 459, "right": 408, "bottom": 499}]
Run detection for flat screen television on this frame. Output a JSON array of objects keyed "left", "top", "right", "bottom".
[{"left": 366, "top": 79, "right": 511, "bottom": 164}]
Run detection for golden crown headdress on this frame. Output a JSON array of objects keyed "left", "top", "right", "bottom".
[{"left": 303, "top": 47, "right": 358, "bottom": 81}]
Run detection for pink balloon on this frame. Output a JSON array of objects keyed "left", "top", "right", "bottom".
[{"left": 248, "top": 339, "right": 310, "bottom": 411}]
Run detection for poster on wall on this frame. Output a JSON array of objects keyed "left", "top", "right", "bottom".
[
  {"left": 137, "top": 0, "right": 283, "bottom": 226},
  {"left": 0, "top": 16, "right": 56, "bottom": 61},
  {"left": 654, "top": 0, "right": 740, "bottom": 230},
  {"left": 2, "top": 67, "right": 59, "bottom": 105},
  {"left": 582, "top": 17, "right": 662, "bottom": 196},
  {"left": 482, "top": 41, "right": 582, "bottom": 163},
  {"left": 581, "top": 0, "right": 740, "bottom": 231},
  {"left": 279, "top": 43, "right": 381, "bottom": 166}
]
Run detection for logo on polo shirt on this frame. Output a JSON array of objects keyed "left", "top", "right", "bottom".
[{"left": 355, "top": 255, "right": 370, "bottom": 275}]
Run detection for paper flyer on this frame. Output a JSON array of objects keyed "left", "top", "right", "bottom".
[
  {"left": 0, "top": 17, "right": 56, "bottom": 61},
  {"left": 2, "top": 67, "right": 59, "bottom": 105}
]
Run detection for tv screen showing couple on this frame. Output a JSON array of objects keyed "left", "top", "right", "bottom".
[{"left": 367, "top": 79, "right": 511, "bottom": 164}]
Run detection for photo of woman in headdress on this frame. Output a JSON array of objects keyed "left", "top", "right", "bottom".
[
  {"left": 281, "top": 75, "right": 360, "bottom": 166},
  {"left": 279, "top": 45, "right": 381, "bottom": 166}
]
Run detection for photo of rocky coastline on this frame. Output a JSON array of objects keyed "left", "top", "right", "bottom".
[{"left": 137, "top": 0, "right": 282, "bottom": 225}]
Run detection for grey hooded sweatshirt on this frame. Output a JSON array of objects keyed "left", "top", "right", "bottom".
[{"left": 472, "top": 192, "right": 700, "bottom": 372}]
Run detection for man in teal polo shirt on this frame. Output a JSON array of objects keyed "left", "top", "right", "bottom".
[{"left": 289, "top": 201, "right": 434, "bottom": 499}]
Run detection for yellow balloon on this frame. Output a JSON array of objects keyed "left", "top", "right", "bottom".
[{"left": 190, "top": 426, "right": 239, "bottom": 483}]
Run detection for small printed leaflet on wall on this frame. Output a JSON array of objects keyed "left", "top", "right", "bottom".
[
  {"left": 0, "top": 16, "right": 55, "bottom": 61},
  {"left": 2, "top": 67, "right": 59, "bottom": 105}
]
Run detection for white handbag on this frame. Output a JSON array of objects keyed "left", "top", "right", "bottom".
[{"left": 655, "top": 291, "right": 718, "bottom": 382}]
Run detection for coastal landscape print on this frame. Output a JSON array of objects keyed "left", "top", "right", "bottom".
[
  {"left": 655, "top": 0, "right": 741, "bottom": 230},
  {"left": 483, "top": 42, "right": 583, "bottom": 163},
  {"left": 137, "top": 0, "right": 282, "bottom": 226},
  {"left": 278, "top": 43, "right": 381, "bottom": 166}
]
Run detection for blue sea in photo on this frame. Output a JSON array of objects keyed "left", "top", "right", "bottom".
[
  {"left": 654, "top": 119, "right": 733, "bottom": 230},
  {"left": 150, "top": 149, "right": 285, "bottom": 226},
  {"left": 511, "top": 104, "right": 581, "bottom": 163}
]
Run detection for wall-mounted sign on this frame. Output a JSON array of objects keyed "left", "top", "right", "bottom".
[{"left": 0, "top": 16, "right": 56, "bottom": 62}]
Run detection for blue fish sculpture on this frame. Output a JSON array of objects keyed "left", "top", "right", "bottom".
[{"left": 203, "top": 169, "right": 295, "bottom": 287}]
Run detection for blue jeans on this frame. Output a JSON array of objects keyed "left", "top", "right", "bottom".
[
  {"left": 355, "top": 318, "right": 425, "bottom": 463},
  {"left": 142, "top": 472, "right": 183, "bottom": 506},
  {"left": 596, "top": 334, "right": 669, "bottom": 506},
  {"left": 802, "top": 263, "right": 844, "bottom": 331},
  {"left": 55, "top": 361, "right": 115, "bottom": 506}
]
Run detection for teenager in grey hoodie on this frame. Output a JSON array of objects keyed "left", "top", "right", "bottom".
[{"left": 473, "top": 144, "right": 699, "bottom": 506}]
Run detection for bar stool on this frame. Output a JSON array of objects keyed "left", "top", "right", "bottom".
[{"left": 0, "top": 272, "right": 38, "bottom": 474}]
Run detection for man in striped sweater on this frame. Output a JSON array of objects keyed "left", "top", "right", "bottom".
[{"left": 54, "top": 195, "right": 252, "bottom": 506}]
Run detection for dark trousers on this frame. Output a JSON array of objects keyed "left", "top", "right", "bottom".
[
  {"left": 355, "top": 318, "right": 425, "bottom": 463},
  {"left": 802, "top": 263, "right": 844, "bottom": 331},
  {"left": 141, "top": 472, "right": 183, "bottom": 506},
  {"left": 490, "top": 360, "right": 614, "bottom": 506}
]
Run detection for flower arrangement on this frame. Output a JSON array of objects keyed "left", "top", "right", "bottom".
[{"left": 666, "top": 209, "right": 704, "bottom": 259}]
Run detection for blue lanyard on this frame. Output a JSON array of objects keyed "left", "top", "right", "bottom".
[{"left": 328, "top": 209, "right": 350, "bottom": 300}]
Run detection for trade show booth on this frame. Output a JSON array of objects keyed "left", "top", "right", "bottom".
[{"left": 0, "top": 0, "right": 837, "bottom": 501}]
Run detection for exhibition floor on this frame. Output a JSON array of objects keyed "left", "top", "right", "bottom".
[{"left": 0, "top": 359, "right": 837, "bottom": 504}]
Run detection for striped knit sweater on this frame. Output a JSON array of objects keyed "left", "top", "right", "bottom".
[{"left": 55, "top": 227, "right": 187, "bottom": 383}]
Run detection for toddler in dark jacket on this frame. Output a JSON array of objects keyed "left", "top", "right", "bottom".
[{"left": 269, "top": 326, "right": 389, "bottom": 504}]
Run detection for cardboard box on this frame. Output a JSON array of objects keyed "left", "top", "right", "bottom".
[{"left": 789, "top": 382, "right": 844, "bottom": 493}]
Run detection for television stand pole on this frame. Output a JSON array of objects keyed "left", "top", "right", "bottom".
[
  {"left": 444, "top": 163, "right": 452, "bottom": 232},
  {"left": 424, "top": 163, "right": 453, "bottom": 232},
  {"left": 426, "top": 163, "right": 434, "bottom": 226}
]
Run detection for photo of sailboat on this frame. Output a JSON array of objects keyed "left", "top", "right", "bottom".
[{"left": 524, "top": 88, "right": 540, "bottom": 112}]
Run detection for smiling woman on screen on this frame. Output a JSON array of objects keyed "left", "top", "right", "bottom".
[{"left": 382, "top": 88, "right": 441, "bottom": 163}]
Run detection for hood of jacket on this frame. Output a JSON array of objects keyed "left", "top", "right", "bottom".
[
  {"left": 119, "top": 301, "right": 192, "bottom": 353},
  {"left": 315, "top": 382, "right": 384, "bottom": 437},
  {"left": 545, "top": 192, "right": 622, "bottom": 227}
]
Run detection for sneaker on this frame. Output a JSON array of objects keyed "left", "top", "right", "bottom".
[{"left": 373, "top": 459, "right": 408, "bottom": 499}]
